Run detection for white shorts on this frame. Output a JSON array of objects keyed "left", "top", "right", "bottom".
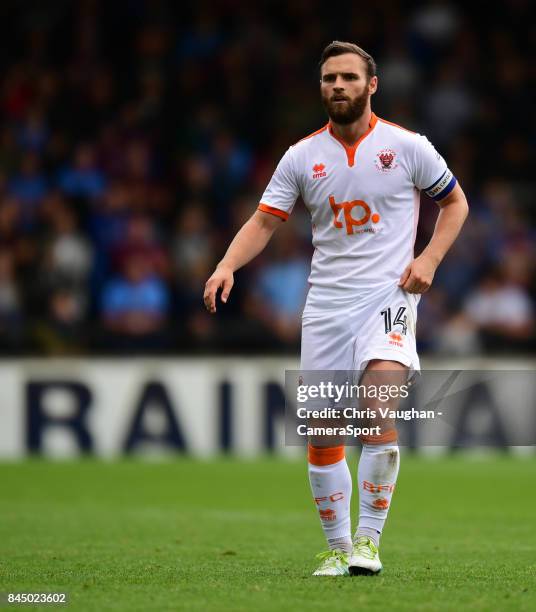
[{"left": 301, "top": 284, "right": 420, "bottom": 374}]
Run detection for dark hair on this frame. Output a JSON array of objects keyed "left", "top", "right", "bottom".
[{"left": 319, "top": 41, "right": 377, "bottom": 80}]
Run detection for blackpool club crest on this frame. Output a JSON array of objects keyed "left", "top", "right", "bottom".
[{"left": 375, "top": 148, "right": 398, "bottom": 172}]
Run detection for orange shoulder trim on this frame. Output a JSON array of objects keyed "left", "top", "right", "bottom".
[
  {"left": 296, "top": 124, "right": 328, "bottom": 145},
  {"left": 258, "top": 203, "right": 289, "bottom": 221},
  {"left": 378, "top": 117, "right": 416, "bottom": 134}
]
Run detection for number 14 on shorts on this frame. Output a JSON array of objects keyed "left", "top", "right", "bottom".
[{"left": 380, "top": 306, "right": 408, "bottom": 335}]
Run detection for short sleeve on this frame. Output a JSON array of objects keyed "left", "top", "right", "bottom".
[
  {"left": 413, "top": 135, "right": 457, "bottom": 201},
  {"left": 258, "top": 147, "right": 300, "bottom": 221}
]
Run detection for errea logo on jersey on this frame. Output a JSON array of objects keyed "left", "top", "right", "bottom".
[
  {"left": 329, "top": 195, "right": 381, "bottom": 235},
  {"left": 312, "top": 163, "right": 327, "bottom": 179}
]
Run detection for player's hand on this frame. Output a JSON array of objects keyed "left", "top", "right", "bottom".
[
  {"left": 398, "top": 255, "right": 437, "bottom": 294},
  {"left": 204, "top": 265, "right": 234, "bottom": 313}
]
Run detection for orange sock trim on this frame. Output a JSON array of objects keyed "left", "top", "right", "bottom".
[
  {"left": 359, "top": 430, "right": 398, "bottom": 445},
  {"left": 307, "top": 444, "right": 345, "bottom": 466}
]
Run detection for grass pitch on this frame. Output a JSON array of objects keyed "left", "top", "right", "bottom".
[{"left": 1, "top": 454, "right": 535, "bottom": 611}]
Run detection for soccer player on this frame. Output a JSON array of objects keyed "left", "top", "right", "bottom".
[{"left": 204, "top": 41, "right": 468, "bottom": 576}]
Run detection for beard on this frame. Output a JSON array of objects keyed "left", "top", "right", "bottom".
[{"left": 321, "top": 87, "right": 370, "bottom": 125}]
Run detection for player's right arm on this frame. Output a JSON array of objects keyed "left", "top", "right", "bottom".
[
  {"left": 204, "top": 145, "right": 300, "bottom": 313},
  {"left": 203, "top": 210, "right": 283, "bottom": 313}
]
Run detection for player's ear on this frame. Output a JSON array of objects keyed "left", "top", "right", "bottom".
[{"left": 369, "top": 76, "right": 378, "bottom": 95}]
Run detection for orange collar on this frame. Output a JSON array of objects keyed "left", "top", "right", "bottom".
[{"left": 328, "top": 112, "right": 378, "bottom": 167}]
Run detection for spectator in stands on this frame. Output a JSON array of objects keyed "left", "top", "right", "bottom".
[
  {"left": 42, "top": 204, "right": 93, "bottom": 286},
  {"left": 100, "top": 254, "right": 170, "bottom": 352},
  {"left": 0, "top": 250, "right": 24, "bottom": 353},
  {"left": 57, "top": 143, "right": 106, "bottom": 200},
  {"left": 8, "top": 152, "right": 47, "bottom": 229},
  {"left": 111, "top": 214, "right": 170, "bottom": 280},
  {"left": 245, "top": 222, "right": 309, "bottom": 349},
  {"left": 463, "top": 266, "right": 534, "bottom": 352},
  {"left": 34, "top": 288, "right": 87, "bottom": 355}
]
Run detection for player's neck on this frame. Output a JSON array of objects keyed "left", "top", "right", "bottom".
[{"left": 329, "top": 109, "right": 373, "bottom": 147}]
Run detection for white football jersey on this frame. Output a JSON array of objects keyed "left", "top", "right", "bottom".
[{"left": 258, "top": 112, "right": 457, "bottom": 311}]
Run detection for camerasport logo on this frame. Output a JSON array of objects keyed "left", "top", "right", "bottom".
[{"left": 375, "top": 148, "right": 398, "bottom": 172}]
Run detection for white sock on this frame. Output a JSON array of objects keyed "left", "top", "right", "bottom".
[
  {"left": 355, "top": 443, "right": 400, "bottom": 545},
  {"left": 308, "top": 457, "right": 352, "bottom": 553}
]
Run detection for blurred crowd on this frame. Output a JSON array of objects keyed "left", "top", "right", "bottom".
[{"left": 0, "top": 0, "right": 534, "bottom": 355}]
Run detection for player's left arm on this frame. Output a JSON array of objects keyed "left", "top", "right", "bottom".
[{"left": 399, "top": 182, "right": 469, "bottom": 293}]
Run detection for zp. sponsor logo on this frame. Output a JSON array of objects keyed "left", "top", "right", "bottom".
[{"left": 329, "top": 195, "right": 381, "bottom": 235}]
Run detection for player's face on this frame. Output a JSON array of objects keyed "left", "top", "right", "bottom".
[{"left": 320, "top": 54, "right": 377, "bottom": 125}]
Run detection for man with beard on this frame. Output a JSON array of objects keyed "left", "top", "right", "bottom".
[{"left": 204, "top": 41, "right": 468, "bottom": 576}]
